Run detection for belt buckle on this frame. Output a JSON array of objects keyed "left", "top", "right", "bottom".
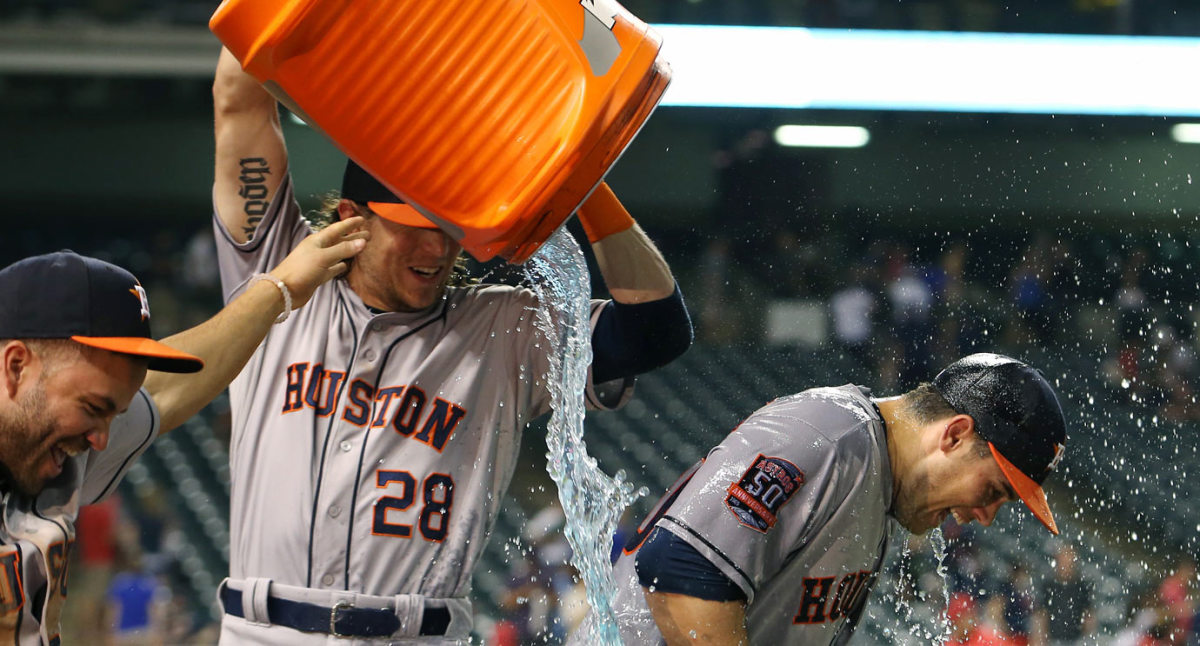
[{"left": 330, "top": 600, "right": 354, "bottom": 638}]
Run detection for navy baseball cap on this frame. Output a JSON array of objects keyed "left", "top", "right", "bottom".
[
  {"left": 932, "top": 353, "right": 1067, "bottom": 535},
  {"left": 341, "top": 160, "right": 438, "bottom": 229},
  {"left": 0, "top": 251, "right": 203, "bottom": 373}
]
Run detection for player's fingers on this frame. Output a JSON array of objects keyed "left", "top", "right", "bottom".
[
  {"left": 314, "top": 216, "right": 367, "bottom": 247},
  {"left": 325, "top": 238, "right": 367, "bottom": 262},
  {"left": 331, "top": 215, "right": 366, "bottom": 231},
  {"left": 327, "top": 222, "right": 369, "bottom": 249},
  {"left": 327, "top": 261, "right": 350, "bottom": 279}
]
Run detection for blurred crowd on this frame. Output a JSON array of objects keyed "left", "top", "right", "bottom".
[
  {"left": 685, "top": 130, "right": 1200, "bottom": 424},
  {"left": 62, "top": 486, "right": 219, "bottom": 645},
  {"left": 690, "top": 221, "right": 1199, "bottom": 416},
  {"left": 886, "top": 524, "right": 1200, "bottom": 646},
  {"left": 488, "top": 505, "right": 589, "bottom": 646}
]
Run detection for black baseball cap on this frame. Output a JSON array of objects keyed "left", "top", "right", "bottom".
[
  {"left": 0, "top": 251, "right": 203, "bottom": 373},
  {"left": 341, "top": 160, "right": 438, "bottom": 229},
  {"left": 932, "top": 353, "right": 1067, "bottom": 535}
]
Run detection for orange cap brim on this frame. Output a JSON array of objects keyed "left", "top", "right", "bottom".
[
  {"left": 72, "top": 336, "right": 204, "bottom": 374},
  {"left": 368, "top": 202, "right": 439, "bottom": 229},
  {"left": 989, "top": 443, "right": 1058, "bottom": 535}
]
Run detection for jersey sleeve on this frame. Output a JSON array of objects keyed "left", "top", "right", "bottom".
[
  {"left": 212, "top": 174, "right": 312, "bottom": 304},
  {"left": 80, "top": 389, "right": 159, "bottom": 504},
  {"left": 655, "top": 394, "right": 874, "bottom": 603}
]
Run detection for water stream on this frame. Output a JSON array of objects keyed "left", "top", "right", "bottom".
[
  {"left": 526, "top": 228, "right": 645, "bottom": 644},
  {"left": 929, "top": 528, "right": 952, "bottom": 645}
]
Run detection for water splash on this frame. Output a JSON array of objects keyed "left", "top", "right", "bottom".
[
  {"left": 874, "top": 528, "right": 956, "bottom": 644},
  {"left": 890, "top": 537, "right": 917, "bottom": 630},
  {"left": 526, "top": 228, "right": 644, "bottom": 644},
  {"left": 929, "top": 528, "right": 951, "bottom": 645}
]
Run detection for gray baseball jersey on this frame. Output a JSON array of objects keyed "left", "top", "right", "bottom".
[
  {"left": 213, "top": 176, "right": 632, "bottom": 640},
  {"left": 608, "top": 385, "right": 894, "bottom": 646},
  {"left": 0, "top": 390, "right": 158, "bottom": 645}
]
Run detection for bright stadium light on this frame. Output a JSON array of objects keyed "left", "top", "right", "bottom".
[
  {"left": 653, "top": 25, "right": 1200, "bottom": 116},
  {"left": 774, "top": 125, "right": 870, "bottom": 148},
  {"left": 1171, "top": 123, "right": 1200, "bottom": 143}
]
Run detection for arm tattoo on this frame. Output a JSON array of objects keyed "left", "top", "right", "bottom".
[{"left": 238, "top": 157, "right": 272, "bottom": 239}]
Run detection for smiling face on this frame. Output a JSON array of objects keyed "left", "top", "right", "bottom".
[
  {"left": 0, "top": 341, "right": 146, "bottom": 496},
  {"left": 892, "top": 416, "right": 1018, "bottom": 535},
  {"left": 340, "top": 203, "right": 463, "bottom": 312}
]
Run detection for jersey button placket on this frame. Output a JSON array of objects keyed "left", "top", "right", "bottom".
[{"left": 311, "top": 369, "right": 363, "bottom": 593}]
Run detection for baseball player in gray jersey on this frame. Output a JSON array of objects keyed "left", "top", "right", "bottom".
[
  {"left": 0, "top": 221, "right": 365, "bottom": 645},
  {"left": 595, "top": 353, "right": 1067, "bottom": 646},
  {"left": 210, "top": 47, "right": 692, "bottom": 644}
]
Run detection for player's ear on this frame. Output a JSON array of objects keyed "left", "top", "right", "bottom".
[
  {"left": 1, "top": 341, "right": 32, "bottom": 398},
  {"left": 939, "top": 414, "right": 976, "bottom": 454},
  {"left": 337, "top": 199, "right": 361, "bottom": 222}
]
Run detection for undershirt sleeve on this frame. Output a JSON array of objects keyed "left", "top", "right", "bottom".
[
  {"left": 635, "top": 526, "right": 747, "bottom": 602},
  {"left": 590, "top": 284, "right": 692, "bottom": 384}
]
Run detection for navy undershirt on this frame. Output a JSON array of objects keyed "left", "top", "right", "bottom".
[
  {"left": 635, "top": 527, "right": 746, "bottom": 602},
  {"left": 590, "top": 284, "right": 692, "bottom": 384}
]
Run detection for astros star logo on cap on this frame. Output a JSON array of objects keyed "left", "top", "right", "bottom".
[
  {"left": 1046, "top": 443, "right": 1066, "bottom": 473},
  {"left": 130, "top": 284, "right": 151, "bottom": 321}
]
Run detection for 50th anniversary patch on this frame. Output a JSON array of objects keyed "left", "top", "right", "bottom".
[{"left": 725, "top": 454, "right": 805, "bottom": 532}]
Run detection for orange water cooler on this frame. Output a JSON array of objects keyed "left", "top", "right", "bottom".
[{"left": 210, "top": 0, "right": 670, "bottom": 263}]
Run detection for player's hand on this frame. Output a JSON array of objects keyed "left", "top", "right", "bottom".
[{"left": 270, "top": 216, "right": 369, "bottom": 309}]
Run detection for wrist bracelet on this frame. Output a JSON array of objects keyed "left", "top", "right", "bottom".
[
  {"left": 250, "top": 273, "right": 292, "bottom": 324},
  {"left": 578, "top": 182, "right": 635, "bottom": 243}
]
